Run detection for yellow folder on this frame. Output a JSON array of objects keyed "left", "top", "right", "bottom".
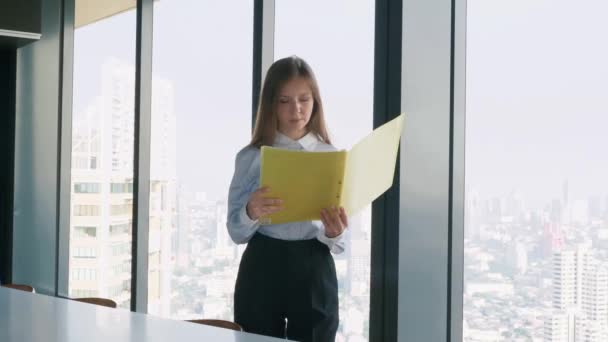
[{"left": 259, "top": 113, "right": 405, "bottom": 225}]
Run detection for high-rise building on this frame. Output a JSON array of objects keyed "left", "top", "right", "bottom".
[
  {"left": 70, "top": 58, "right": 176, "bottom": 313},
  {"left": 148, "top": 75, "right": 177, "bottom": 316},
  {"left": 546, "top": 246, "right": 608, "bottom": 341},
  {"left": 214, "top": 200, "right": 234, "bottom": 257},
  {"left": 465, "top": 188, "right": 482, "bottom": 240},
  {"left": 544, "top": 311, "right": 575, "bottom": 342},
  {"left": 70, "top": 59, "right": 136, "bottom": 308},
  {"left": 552, "top": 249, "right": 588, "bottom": 310},
  {"left": 581, "top": 265, "right": 608, "bottom": 330}
]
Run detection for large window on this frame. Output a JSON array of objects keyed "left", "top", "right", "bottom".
[
  {"left": 275, "top": 1, "right": 375, "bottom": 340},
  {"left": 147, "top": 0, "right": 253, "bottom": 318},
  {"left": 68, "top": 4, "right": 137, "bottom": 309},
  {"left": 463, "top": 0, "right": 608, "bottom": 340}
]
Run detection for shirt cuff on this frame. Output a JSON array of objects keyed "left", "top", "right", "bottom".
[
  {"left": 239, "top": 204, "right": 259, "bottom": 228},
  {"left": 316, "top": 227, "right": 345, "bottom": 254}
]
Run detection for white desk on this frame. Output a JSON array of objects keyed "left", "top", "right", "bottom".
[{"left": 0, "top": 287, "right": 286, "bottom": 342}]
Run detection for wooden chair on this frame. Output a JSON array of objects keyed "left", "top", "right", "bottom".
[
  {"left": 186, "top": 319, "right": 243, "bottom": 331},
  {"left": 1, "top": 284, "right": 35, "bottom": 293},
  {"left": 73, "top": 297, "right": 117, "bottom": 308}
]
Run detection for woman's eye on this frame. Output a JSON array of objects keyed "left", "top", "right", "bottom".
[
  {"left": 279, "top": 98, "right": 289, "bottom": 103},
  {"left": 300, "top": 97, "right": 310, "bottom": 102}
]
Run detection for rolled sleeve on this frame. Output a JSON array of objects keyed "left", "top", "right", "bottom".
[
  {"left": 316, "top": 224, "right": 346, "bottom": 254},
  {"left": 239, "top": 204, "right": 259, "bottom": 227}
]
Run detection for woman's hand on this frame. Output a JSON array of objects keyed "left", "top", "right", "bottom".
[
  {"left": 320, "top": 206, "right": 348, "bottom": 238},
  {"left": 246, "top": 187, "right": 284, "bottom": 220}
]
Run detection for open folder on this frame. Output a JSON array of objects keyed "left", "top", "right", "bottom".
[{"left": 259, "top": 113, "right": 405, "bottom": 225}]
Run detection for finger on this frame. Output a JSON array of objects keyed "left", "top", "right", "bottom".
[
  {"left": 327, "top": 207, "right": 340, "bottom": 228},
  {"left": 339, "top": 207, "right": 348, "bottom": 227},
  {"left": 333, "top": 206, "right": 342, "bottom": 224},
  {"left": 262, "top": 206, "right": 284, "bottom": 214},
  {"left": 320, "top": 209, "right": 330, "bottom": 227},
  {"left": 320, "top": 210, "right": 335, "bottom": 235},
  {"left": 261, "top": 198, "right": 283, "bottom": 206}
]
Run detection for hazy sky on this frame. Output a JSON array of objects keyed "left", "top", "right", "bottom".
[
  {"left": 72, "top": 0, "right": 608, "bottom": 209},
  {"left": 466, "top": 0, "right": 608, "bottom": 207}
]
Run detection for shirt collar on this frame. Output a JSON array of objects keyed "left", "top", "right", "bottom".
[{"left": 274, "top": 131, "right": 319, "bottom": 151}]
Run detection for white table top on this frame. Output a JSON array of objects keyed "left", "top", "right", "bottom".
[{"left": 0, "top": 287, "right": 286, "bottom": 342}]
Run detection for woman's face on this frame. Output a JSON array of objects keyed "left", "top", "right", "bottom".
[{"left": 276, "top": 77, "right": 314, "bottom": 140}]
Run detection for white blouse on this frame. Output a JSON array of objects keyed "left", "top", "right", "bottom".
[{"left": 226, "top": 131, "right": 346, "bottom": 254}]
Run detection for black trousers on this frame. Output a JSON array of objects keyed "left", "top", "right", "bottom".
[{"left": 234, "top": 233, "right": 339, "bottom": 342}]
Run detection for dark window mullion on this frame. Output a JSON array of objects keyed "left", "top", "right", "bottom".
[
  {"left": 370, "top": 0, "right": 403, "bottom": 341},
  {"left": 56, "top": 0, "right": 75, "bottom": 298},
  {"left": 132, "top": 0, "right": 154, "bottom": 313}
]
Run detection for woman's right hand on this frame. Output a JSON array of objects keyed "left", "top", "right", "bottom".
[{"left": 246, "top": 187, "right": 284, "bottom": 220}]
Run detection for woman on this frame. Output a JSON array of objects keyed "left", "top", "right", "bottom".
[{"left": 227, "top": 56, "right": 348, "bottom": 342}]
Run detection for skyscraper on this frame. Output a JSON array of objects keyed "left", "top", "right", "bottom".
[
  {"left": 545, "top": 246, "right": 608, "bottom": 341},
  {"left": 70, "top": 58, "right": 176, "bottom": 313}
]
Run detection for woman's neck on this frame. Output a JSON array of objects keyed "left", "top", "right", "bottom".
[{"left": 278, "top": 128, "right": 308, "bottom": 141}]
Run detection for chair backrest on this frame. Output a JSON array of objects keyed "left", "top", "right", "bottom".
[
  {"left": 73, "top": 297, "right": 117, "bottom": 308},
  {"left": 1, "top": 284, "right": 35, "bottom": 293},
  {"left": 186, "top": 319, "right": 243, "bottom": 331}
]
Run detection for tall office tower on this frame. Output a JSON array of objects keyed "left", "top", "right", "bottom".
[
  {"left": 575, "top": 317, "right": 608, "bottom": 342},
  {"left": 70, "top": 59, "right": 176, "bottom": 312},
  {"left": 465, "top": 188, "right": 482, "bottom": 240},
  {"left": 548, "top": 246, "right": 608, "bottom": 341},
  {"left": 175, "top": 186, "right": 192, "bottom": 268},
  {"left": 544, "top": 311, "right": 575, "bottom": 342},
  {"left": 552, "top": 248, "right": 590, "bottom": 310},
  {"left": 148, "top": 76, "right": 177, "bottom": 316},
  {"left": 581, "top": 264, "right": 608, "bottom": 331},
  {"left": 214, "top": 200, "right": 233, "bottom": 256},
  {"left": 544, "top": 312, "right": 607, "bottom": 342},
  {"left": 70, "top": 59, "right": 136, "bottom": 308}
]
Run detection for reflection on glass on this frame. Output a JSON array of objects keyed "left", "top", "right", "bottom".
[
  {"left": 68, "top": 7, "right": 137, "bottom": 308},
  {"left": 463, "top": 0, "right": 608, "bottom": 341},
  {"left": 275, "top": 1, "right": 375, "bottom": 340},
  {"left": 147, "top": 0, "right": 253, "bottom": 318}
]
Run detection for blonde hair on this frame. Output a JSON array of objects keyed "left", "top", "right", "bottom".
[{"left": 250, "top": 56, "right": 331, "bottom": 148}]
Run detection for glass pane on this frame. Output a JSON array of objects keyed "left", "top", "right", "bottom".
[
  {"left": 464, "top": 1, "right": 608, "bottom": 341},
  {"left": 147, "top": 1, "right": 253, "bottom": 318},
  {"left": 275, "top": 2, "right": 375, "bottom": 340},
  {"left": 69, "top": 4, "right": 136, "bottom": 308}
]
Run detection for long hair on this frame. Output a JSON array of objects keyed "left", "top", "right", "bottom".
[{"left": 250, "top": 56, "right": 331, "bottom": 148}]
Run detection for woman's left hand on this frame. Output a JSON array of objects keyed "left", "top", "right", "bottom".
[{"left": 320, "top": 206, "right": 348, "bottom": 238}]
